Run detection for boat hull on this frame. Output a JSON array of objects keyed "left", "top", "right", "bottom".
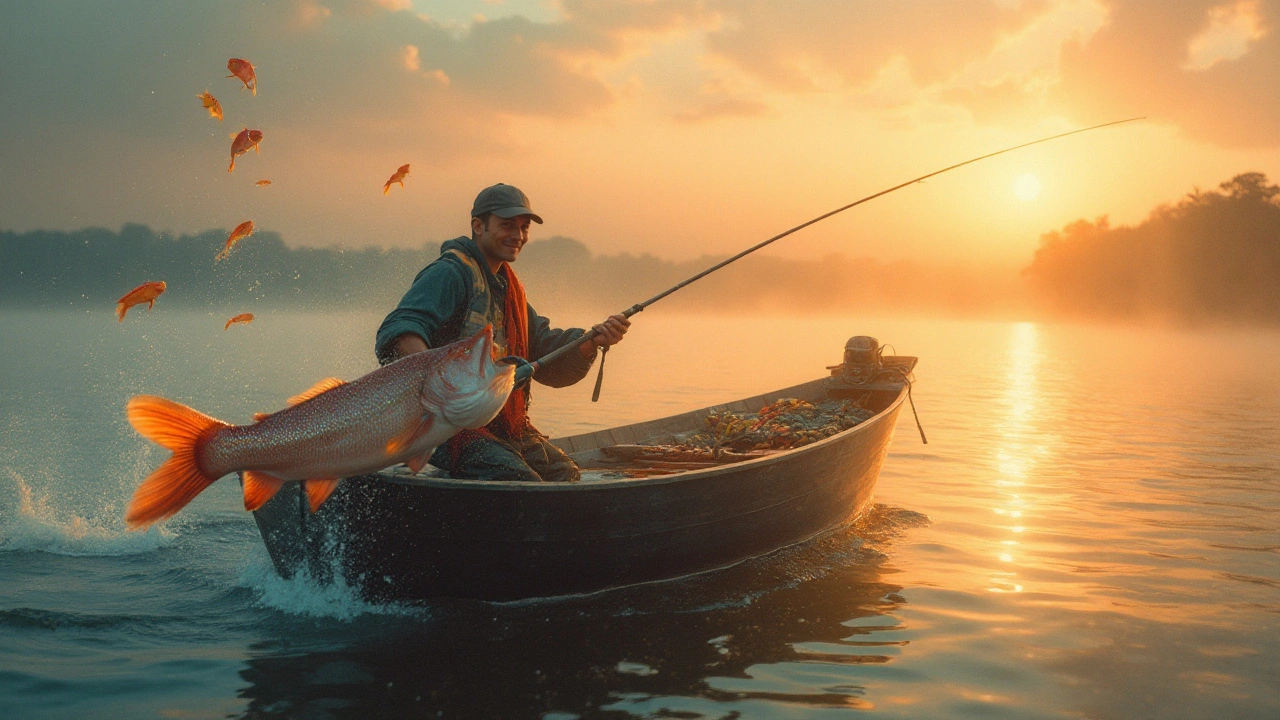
[{"left": 252, "top": 380, "right": 906, "bottom": 602}]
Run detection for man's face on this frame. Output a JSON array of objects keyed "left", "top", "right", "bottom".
[{"left": 473, "top": 214, "right": 532, "bottom": 269}]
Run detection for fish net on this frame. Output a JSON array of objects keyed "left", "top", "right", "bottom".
[{"left": 594, "top": 398, "right": 876, "bottom": 475}]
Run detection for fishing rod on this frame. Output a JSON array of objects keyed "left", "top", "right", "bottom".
[{"left": 515, "top": 116, "right": 1145, "bottom": 385}]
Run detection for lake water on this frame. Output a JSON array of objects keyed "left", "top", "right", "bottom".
[{"left": 1, "top": 310, "right": 1278, "bottom": 719}]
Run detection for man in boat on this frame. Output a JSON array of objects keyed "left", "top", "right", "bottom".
[{"left": 375, "top": 183, "right": 630, "bottom": 482}]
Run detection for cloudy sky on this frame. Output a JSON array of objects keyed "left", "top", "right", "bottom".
[{"left": 2, "top": 0, "right": 1278, "bottom": 265}]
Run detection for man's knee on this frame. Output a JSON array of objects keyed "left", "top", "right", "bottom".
[{"left": 436, "top": 438, "right": 542, "bottom": 482}]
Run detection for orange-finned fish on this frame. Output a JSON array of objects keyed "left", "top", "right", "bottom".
[
  {"left": 255, "top": 179, "right": 271, "bottom": 187},
  {"left": 224, "top": 313, "right": 255, "bottom": 330},
  {"left": 227, "top": 58, "right": 257, "bottom": 95},
  {"left": 197, "top": 91, "right": 223, "bottom": 121},
  {"left": 216, "top": 220, "right": 255, "bottom": 261},
  {"left": 115, "top": 281, "right": 167, "bottom": 322},
  {"left": 123, "top": 325, "right": 516, "bottom": 528},
  {"left": 228, "top": 127, "right": 263, "bottom": 172},
  {"left": 383, "top": 164, "right": 410, "bottom": 195}
]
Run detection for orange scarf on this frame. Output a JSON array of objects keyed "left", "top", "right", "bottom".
[{"left": 490, "top": 262, "right": 530, "bottom": 437}]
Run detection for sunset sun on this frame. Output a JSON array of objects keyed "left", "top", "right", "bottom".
[{"left": 1013, "top": 173, "right": 1042, "bottom": 201}]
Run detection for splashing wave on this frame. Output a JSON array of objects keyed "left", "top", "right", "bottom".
[
  {"left": 0, "top": 468, "right": 175, "bottom": 556},
  {"left": 236, "top": 544, "right": 422, "bottom": 622}
]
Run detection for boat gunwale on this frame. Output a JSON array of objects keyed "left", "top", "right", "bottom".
[{"left": 370, "top": 379, "right": 908, "bottom": 493}]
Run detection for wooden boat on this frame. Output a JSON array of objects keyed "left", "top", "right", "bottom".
[{"left": 250, "top": 339, "right": 917, "bottom": 602}]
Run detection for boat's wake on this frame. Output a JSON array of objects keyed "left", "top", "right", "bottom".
[{"left": 0, "top": 467, "right": 175, "bottom": 556}]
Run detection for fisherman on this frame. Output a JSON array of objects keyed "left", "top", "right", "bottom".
[{"left": 375, "top": 183, "right": 629, "bottom": 482}]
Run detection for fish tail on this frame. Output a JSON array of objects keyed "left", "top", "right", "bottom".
[
  {"left": 124, "top": 395, "right": 230, "bottom": 529},
  {"left": 116, "top": 302, "right": 127, "bottom": 322},
  {"left": 228, "top": 158, "right": 235, "bottom": 173}
]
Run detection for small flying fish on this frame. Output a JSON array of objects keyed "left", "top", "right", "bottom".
[
  {"left": 216, "top": 221, "right": 255, "bottom": 261},
  {"left": 227, "top": 58, "right": 257, "bottom": 95},
  {"left": 228, "top": 127, "right": 263, "bottom": 172},
  {"left": 197, "top": 91, "right": 223, "bottom": 121},
  {"left": 255, "top": 179, "right": 271, "bottom": 187},
  {"left": 224, "top": 313, "right": 255, "bottom": 330},
  {"left": 383, "top": 164, "right": 410, "bottom": 195},
  {"left": 115, "top": 281, "right": 167, "bottom": 322}
]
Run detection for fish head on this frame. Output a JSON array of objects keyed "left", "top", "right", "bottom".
[
  {"left": 248, "top": 130, "right": 263, "bottom": 144},
  {"left": 152, "top": 281, "right": 167, "bottom": 294},
  {"left": 421, "top": 325, "right": 516, "bottom": 429}
]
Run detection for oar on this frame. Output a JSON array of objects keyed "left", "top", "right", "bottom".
[{"left": 516, "top": 117, "right": 1145, "bottom": 386}]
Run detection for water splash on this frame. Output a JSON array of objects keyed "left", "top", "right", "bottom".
[
  {"left": 0, "top": 467, "right": 175, "bottom": 556},
  {"left": 236, "top": 543, "right": 421, "bottom": 622}
]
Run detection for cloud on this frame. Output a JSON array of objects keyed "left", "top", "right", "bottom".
[
  {"left": 1050, "top": 0, "right": 1280, "bottom": 147},
  {"left": 699, "top": 0, "right": 1048, "bottom": 93},
  {"left": 1183, "top": 0, "right": 1268, "bottom": 70}
]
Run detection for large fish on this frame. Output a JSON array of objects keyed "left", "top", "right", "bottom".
[{"left": 124, "top": 326, "right": 516, "bottom": 529}]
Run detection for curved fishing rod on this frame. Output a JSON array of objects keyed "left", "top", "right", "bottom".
[{"left": 516, "top": 116, "right": 1144, "bottom": 384}]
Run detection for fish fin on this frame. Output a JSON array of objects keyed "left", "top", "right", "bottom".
[
  {"left": 116, "top": 302, "right": 127, "bottom": 322},
  {"left": 124, "top": 396, "right": 229, "bottom": 529},
  {"left": 286, "top": 377, "right": 347, "bottom": 406},
  {"left": 251, "top": 412, "right": 272, "bottom": 422},
  {"left": 242, "top": 470, "right": 287, "bottom": 512},
  {"left": 147, "top": 299, "right": 155, "bottom": 311},
  {"left": 386, "top": 414, "right": 435, "bottom": 456},
  {"left": 304, "top": 479, "right": 341, "bottom": 513},
  {"left": 406, "top": 447, "right": 436, "bottom": 474},
  {"left": 228, "top": 158, "right": 235, "bottom": 173},
  {"left": 383, "top": 184, "right": 390, "bottom": 195}
]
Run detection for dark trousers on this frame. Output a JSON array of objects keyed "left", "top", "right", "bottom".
[{"left": 431, "top": 432, "right": 581, "bottom": 483}]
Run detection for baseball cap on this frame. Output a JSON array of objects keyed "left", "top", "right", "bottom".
[{"left": 471, "top": 183, "right": 543, "bottom": 224}]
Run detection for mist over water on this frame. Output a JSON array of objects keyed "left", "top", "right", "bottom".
[{"left": 1, "top": 310, "right": 1278, "bottom": 718}]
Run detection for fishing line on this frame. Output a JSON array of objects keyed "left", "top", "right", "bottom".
[{"left": 522, "top": 116, "right": 1146, "bottom": 386}]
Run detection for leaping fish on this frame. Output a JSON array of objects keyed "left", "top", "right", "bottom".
[
  {"left": 224, "top": 313, "right": 254, "bottom": 330},
  {"left": 383, "top": 164, "right": 410, "bottom": 195},
  {"left": 227, "top": 58, "right": 257, "bottom": 95},
  {"left": 115, "top": 281, "right": 167, "bottom": 322},
  {"left": 197, "top": 91, "right": 223, "bottom": 121},
  {"left": 123, "top": 326, "right": 516, "bottom": 528},
  {"left": 216, "top": 220, "right": 254, "bottom": 261},
  {"left": 228, "top": 127, "right": 263, "bottom": 172}
]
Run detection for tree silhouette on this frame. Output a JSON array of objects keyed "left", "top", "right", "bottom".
[{"left": 1024, "top": 173, "right": 1280, "bottom": 323}]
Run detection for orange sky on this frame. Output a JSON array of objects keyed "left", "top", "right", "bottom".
[{"left": 2, "top": 0, "right": 1278, "bottom": 266}]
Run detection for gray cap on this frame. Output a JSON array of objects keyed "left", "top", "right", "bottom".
[{"left": 471, "top": 183, "right": 543, "bottom": 224}]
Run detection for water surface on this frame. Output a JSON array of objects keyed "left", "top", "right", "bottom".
[{"left": 2, "top": 310, "right": 1277, "bottom": 719}]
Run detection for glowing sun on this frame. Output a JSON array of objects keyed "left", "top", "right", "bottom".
[{"left": 1013, "top": 173, "right": 1042, "bottom": 201}]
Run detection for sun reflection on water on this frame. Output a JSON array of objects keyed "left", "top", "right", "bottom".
[{"left": 988, "top": 322, "right": 1044, "bottom": 594}]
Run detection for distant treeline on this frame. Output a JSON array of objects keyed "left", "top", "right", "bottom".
[
  {"left": 0, "top": 223, "right": 1024, "bottom": 318},
  {"left": 0, "top": 223, "right": 433, "bottom": 314},
  {"left": 7, "top": 173, "right": 1277, "bottom": 323},
  {"left": 1025, "top": 172, "right": 1280, "bottom": 323}
]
